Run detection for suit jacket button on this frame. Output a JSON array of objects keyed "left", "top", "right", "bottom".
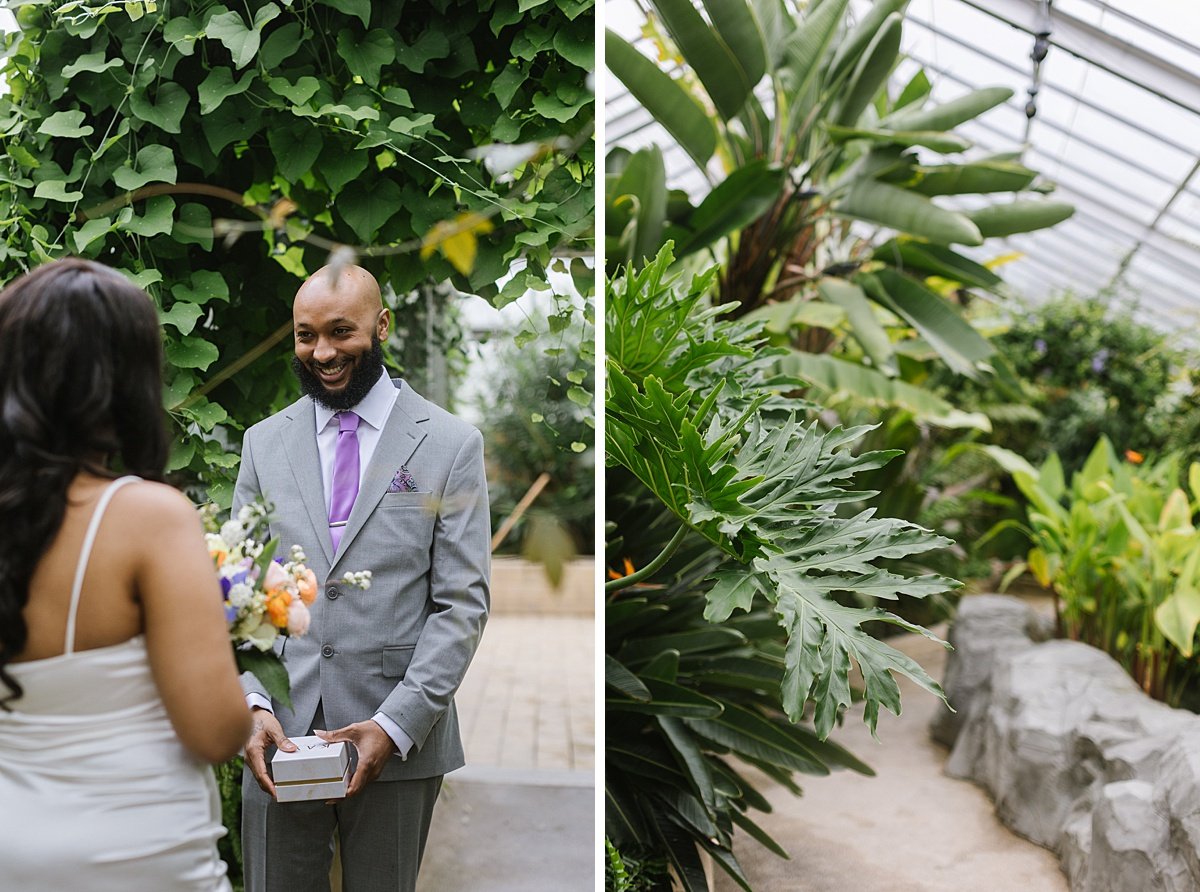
[
  {"left": 321, "top": 644, "right": 334, "bottom": 658},
  {"left": 326, "top": 586, "right": 340, "bottom": 600}
]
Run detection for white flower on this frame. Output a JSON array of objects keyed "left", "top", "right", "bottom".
[
  {"left": 228, "top": 582, "right": 254, "bottom": 609},
  {"left": 220, "top": 520, "right": 245, "bottom": 549}
]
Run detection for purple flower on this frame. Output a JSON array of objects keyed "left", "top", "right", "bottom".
[
  {"left": 223, "top": 602, "right": 238, "bottom": 625},
  {"left": 1034, "top": 339, "right": 1047, "bottom": 356},
  {"left": 1091, "top": 348, "right": 1109, "bottom": 373}
]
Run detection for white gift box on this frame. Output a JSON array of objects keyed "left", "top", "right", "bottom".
[{"left": 272, "top": 736, "right": 351, "bottom": 803}]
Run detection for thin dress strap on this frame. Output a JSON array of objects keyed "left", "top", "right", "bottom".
[{"left": 63, "top": 475, "right": 142, "bottom": 655}]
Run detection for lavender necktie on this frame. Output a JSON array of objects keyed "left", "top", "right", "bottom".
[{"left": 328, "top": 411, "right": 361, "bottom": 551}]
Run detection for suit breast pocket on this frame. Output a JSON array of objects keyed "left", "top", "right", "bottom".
[{"left": 380, "top": 491, "right": 433, "bottom": 509}]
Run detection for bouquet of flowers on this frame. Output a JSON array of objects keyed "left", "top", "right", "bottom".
[{"left": 200, "top": 499, "right": 371, "bottom": 707}]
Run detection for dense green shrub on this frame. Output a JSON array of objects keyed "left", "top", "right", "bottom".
[
  {"left": 955, "top": 293, "right": 1180, "bottom": 473},
  {"left": 0, "top": 0, "right": 595, "bottom": 504},
  {"left": 474, "top": 303, "right": 595, "bottom": 554}
]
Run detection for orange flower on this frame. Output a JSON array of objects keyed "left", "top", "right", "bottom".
[
  {"left": 1125, "top": 449, "right": 1145, "bottom": 464},
  {"left": 266, "top": 591, "right": 292, "bottom": 628},
  {"left": 607, "top": 557, "right": 636, "bottom": 580},
  {"left": 296, "top": 568, "right": 318, "bottom": 606}
]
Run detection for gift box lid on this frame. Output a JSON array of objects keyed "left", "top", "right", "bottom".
[{"left": 271, "top": 736, "right": 350, "bottom": 783}]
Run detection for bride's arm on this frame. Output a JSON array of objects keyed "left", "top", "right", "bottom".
[{"left": 128, "top": 483, "right": 253, "bottom": 763}]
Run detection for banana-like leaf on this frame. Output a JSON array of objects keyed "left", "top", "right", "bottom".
[
  {"left": 606, "top": 654, "right": 652, "bottom": 701},
  {"left": 745, "top": 296, "right": 847, "bottom": 334},
  {"left": 750, "top": 0, "right": 793, "bottom": 69},
  {"left": 862, "top": 268, "right": 995, "bottom": 378},
  {"left": 677, "top": 159, "right": 784, "bottom": 256},
  {"left": 834, "top": 12, "right": 903, "bottom": 127},
  {"left": 651, "top": 0, "right": 756, "bottom": 121},
  {"left": 827, "top": 0, "right": 909, "bottom": 85},
  {"left": 609, "top": 677, "right": 725, "bottom": 718},
  {"left": 687, "top": 702, "right": 832, "bottom": 774},
  {"left": 895, "top": 68, "right": 931, "bottom": 110},
  {"left": 825, "top": 123, "right": 971, "bottom": 154},
  {"left": 702, "top": 0, "right": 767, "bottom": 89},
  {"left": 880, "top": 86, "right": 1013, "bottom": 132},
  {"left": 833, "top": 178, "right": 983, "bottom": 246},
  {"left": 873, "top": 237, "right": 1004, "bottom": 292},
  {"left": 909, "top": 160, "right": 1037, "bottom": 195},
  {"left": 779, "top": 351, "right": 991, "bottom": 429},
  {"left": 605, "top": 30, "right": 716, "bottom": 172},
  {"left": 608, "top": 145, "right": 667, "bottom": 269},
  {"left": 966, "top": 199, "right": 1075, "bottom": 237},
  {"left": 781, "top": 0, "right": 850, "bottom": 106},
  {"left": 818, "top": 276, "right": 896, "bottom": 374}
]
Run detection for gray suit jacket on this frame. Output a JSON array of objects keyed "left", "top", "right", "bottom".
[{"left": 233, "top": 378, "right": 490, "bottom": 781}]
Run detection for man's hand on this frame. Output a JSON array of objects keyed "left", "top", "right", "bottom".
[
  {"left": 245, "top": 707, "right": 296, "bottom": 798},
  {"left": 315, "top": 720, "right": 396, "bottom": 798}
]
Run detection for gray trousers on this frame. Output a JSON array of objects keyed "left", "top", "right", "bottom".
[
  {"left": 241, "top": 705, "right": 443, "bottom": 892},
  {"left": 241, "top": 769, "right": 442, "bottom": 892}
]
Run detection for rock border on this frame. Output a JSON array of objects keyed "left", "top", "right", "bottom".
[{"left": 932, "top": 594, "right": 1200, "bottom": 892}]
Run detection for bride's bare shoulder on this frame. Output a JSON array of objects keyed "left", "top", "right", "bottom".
[{"left": 106, "top": 480, "right": 201, "bottom": 531}]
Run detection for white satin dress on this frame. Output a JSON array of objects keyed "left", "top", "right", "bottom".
[{"left": 0, "top": 476, "right": 232, "bottom": 891}]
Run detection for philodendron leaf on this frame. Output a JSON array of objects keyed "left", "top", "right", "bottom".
[{"left": 776, "top": 589, "right": 947, "bottom": 737}]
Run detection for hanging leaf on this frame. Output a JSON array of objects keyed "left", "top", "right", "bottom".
[{"left": 420, "top": 212, "right": 495, "bottom": 275}]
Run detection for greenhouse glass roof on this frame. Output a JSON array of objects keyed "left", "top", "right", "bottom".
[{"left": 606, "top": 0, "right": 1200, "bottom": 333}]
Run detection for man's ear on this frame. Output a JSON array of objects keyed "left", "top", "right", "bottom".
[{"left": 377, "top": 307, "right": 391, "bottom": 341}]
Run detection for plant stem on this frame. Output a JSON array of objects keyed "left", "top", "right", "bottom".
[{"left": 605, "top": 525, "right": 689, "bottom": 595}]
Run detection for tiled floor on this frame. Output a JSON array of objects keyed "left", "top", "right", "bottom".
[{"left": 454, "top": 614, "right": 595, "bottom": 774}]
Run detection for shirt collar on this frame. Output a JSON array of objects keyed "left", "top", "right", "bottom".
[{"left": 314, "top": 370, "right": 397, "bottom": 434}]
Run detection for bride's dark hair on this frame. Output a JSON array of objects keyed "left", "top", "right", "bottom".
[{"left": 0, "top": 259, "right": 170, "bottom": 707}]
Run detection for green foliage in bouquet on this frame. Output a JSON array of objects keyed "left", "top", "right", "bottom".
[{"left": 992, "top": 437, "right": 1200, "bottom": 709}]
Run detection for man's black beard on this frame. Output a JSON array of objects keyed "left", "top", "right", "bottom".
[{"left": 292, "top": 336, "right": 386, "bottom": 411}]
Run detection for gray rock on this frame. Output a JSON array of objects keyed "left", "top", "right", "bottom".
[{"left": 934, "top": 594, "right": 1200, "bottom": 891}]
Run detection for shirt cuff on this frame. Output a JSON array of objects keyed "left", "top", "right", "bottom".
[
  {"left": 371, "top": 712, "right": 414, "bottom": 760},
  {"left": 246, "top": 693, "right": 273, "bottom": 713}
]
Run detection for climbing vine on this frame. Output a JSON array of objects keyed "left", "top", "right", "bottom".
[{"left": 0, "top": 0, "right": 595, "bottom": 502}]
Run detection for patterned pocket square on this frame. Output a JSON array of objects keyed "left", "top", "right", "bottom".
[{"left": 388, "top": 466, "right": 418, "bottom": 493}]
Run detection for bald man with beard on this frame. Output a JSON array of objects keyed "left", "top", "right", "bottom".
[{"left": 233, "top": 264, "right": 491, "bottom": 892}]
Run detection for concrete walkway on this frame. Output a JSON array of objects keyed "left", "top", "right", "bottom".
[
  {"left": 417, "top": 595, "right": 595, "bottom": 891},
  {"left": 714, "top": 627, "right": 1068, "bottom": 892}
]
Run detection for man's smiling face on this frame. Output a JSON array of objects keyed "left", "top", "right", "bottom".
[{"left": 291, "top": 265, "right": 390, "bottom": 411}]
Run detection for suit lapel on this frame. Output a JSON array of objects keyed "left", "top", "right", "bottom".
[
  {"left": 280, "top": 400, "right": 334, "bottom": 566},
  {"left": 331, "top": 381, "right": 429, "bottom": 570}
]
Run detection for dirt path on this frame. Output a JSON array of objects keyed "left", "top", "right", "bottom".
[{"left": 714, "top": 628, "right": 1069, "bottom": 892}]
